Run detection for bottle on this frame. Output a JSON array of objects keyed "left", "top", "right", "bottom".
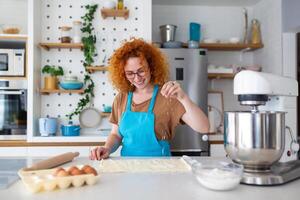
[
  {"left": 117, "top": 0, "right": 124, "bottom": 10},
  {"left": 61, "top": 26, "right": 72, "bottom": 43},
  {"left": 250, "top": 19, "right": 262, "bottom": 44},
  {"left": 72, "top": 21, "right": 82, "bottom": 43}
]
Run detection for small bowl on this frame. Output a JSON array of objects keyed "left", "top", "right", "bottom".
[
  {"left": 162, "top": 41, "right": 182, "bottom": 48},
  {"left": 1, "top": 24, "right": 21, "bottom": 34},
  {"left": 60, "top": 82, "right": 83, "bottom": 90},
  {"left": 103, "top": 105, "right": 112, "bottom": 113},
  {"left": 192, "top": 161, "right": 243, "bottom": 191},
  {"left": 229, "top": 37, "right": 240, "bottom": 44},
  {"left": 103, "top": 0, "right": 116, "bottom": 9}
]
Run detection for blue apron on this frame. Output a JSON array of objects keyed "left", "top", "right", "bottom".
[{"left": 119, "top": 85, "right": 171, "bottom": 157}]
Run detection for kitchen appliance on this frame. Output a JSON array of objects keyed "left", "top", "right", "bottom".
[
  {"left": 0, "top": 80, "right": 27, "bottom": 140},
  {"left": 160, "top": 48, "right": 208, "bottom": 156},
  {"left": 159, "top": 24, "right": 177, "bottom": 43},
  {"left": 0, "top": 49, "right": 25, "bottom": 77},
  {"left": 39, "top": 117, "right": 57, "bottom": 136},
  {"left": 224, "top": 70, "right": 300, "bottom": 185}
]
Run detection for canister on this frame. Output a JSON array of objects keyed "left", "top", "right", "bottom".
[{"left": 189, "top": 22, "right": 201, "bottom": 42}]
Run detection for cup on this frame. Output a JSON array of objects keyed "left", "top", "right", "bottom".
[{"left": 189, "top": 22, "right": 201, "bottom": 42}]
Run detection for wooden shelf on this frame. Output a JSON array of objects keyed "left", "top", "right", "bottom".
[
  {"left": 208, "top": 73, "right": 235, "bottom": 79},
  {"left": 86, "top": 66, "right": 109, "bottom": 73},
  {"left": 101, "top": 8, "right": 129, "bottom": 19},
  {"left": 39, "top": 89, "right": 84, "bottom": 95},
  {"left": 39, "top": 43, "right": 84, "bottom": 50},
  {"left": 100, "top": 112, "right": 111, "bottom": 117},
  {"left": 0, "top": 34, "right": 28, "bottom": 41},
  {"left": 182, "top": 42, "right": 263, "bottom": 51}
]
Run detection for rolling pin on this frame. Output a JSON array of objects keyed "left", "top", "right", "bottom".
[{"left": 22, "top": 152, "right": 80, "bottom": 171}]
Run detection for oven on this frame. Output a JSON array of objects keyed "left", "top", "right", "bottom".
[
  {"left": 0, "top": 80, "right": 27, "bottom": 140},
  {"left": 0, "top": 49, "right": 25, "bottom": 77}
]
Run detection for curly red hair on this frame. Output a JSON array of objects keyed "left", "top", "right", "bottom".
[{"left": 108, "top": 38, "right": 169, "bottom": 92}]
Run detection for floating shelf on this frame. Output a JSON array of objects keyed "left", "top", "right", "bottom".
[
  {"left": 100, "top": 112, "right": 111, "bottom": 117},
  {"left": 39, "top": 43, "right": 84, "bottom": 51},
  {"left": 86, "top": 66, "right": 109, "bottom": 73},
  {"left": 39, "top": 89, "right": 84, "bottom": 95},
  {"left": 208, "top": 73, "right": 235, "bottom": 79},
  {"left": 101, "top": 8, "right": 129, "bottom": 19},
  {"left": 182, "top": 42, "right": 263, "bottom": 51},
  {"left": 0, "top": 34, "right": 28, "bottom": 41}
]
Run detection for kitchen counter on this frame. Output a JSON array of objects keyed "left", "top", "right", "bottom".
[{"left": 0, "top": 157, "right": 299, "bottom": 200}]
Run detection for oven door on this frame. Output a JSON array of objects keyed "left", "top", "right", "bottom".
[
  {"left": 0, "top": 50, "right": 14, "bottom": 76},
  {"left": 0, "top": 90, "right": 27, "bottom": 140}
]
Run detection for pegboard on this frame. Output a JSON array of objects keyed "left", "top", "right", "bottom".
[{"left": 39, "top": 0, "right": 150, "bottom": 135}]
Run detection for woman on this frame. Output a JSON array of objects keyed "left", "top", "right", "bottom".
[{"left": 90, "top": 38, "right": 209, "bottom": 160}]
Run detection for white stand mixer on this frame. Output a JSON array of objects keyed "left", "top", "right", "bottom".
[{"left": 224, "top": 70, "right": 300, "bottom": 185}]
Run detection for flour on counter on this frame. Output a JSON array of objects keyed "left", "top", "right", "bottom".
[{"left": 99, "top": 158, "right": 191, "bottom": 173}]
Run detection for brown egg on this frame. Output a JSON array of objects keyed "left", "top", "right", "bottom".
[
  {"left": 69, "top": 168, "right": 84, "bottom": 176},
  {"left": 83, "top": 166, "right": 98, "bottom": 176},
  {"left": 81, "top": 165, "right": 92, "bottom": 172},
  {"left": 53, "top": 167, "right": 64, "bottom": 176},
  {"left": 67, "top": 166, "right": 79, "bottom": 174},
  {"left": 56, "top": 169, "right": 70, "bottom": 177}
]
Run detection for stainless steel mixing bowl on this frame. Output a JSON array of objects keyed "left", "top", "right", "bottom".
[{"left": 224, "top": 111, "right": 286, "bottom": 172}]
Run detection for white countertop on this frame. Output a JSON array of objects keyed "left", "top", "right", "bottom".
[{"left": 0, "top": 157, "right": 300, "bottom": 200}]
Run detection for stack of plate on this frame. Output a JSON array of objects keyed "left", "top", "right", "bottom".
[{"left": 60, "top": 75, "right": 83, "bottom": 90}]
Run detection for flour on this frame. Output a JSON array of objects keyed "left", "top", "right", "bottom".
[{"left": 195, "top": 168, "right": 241, "bottom": 191}]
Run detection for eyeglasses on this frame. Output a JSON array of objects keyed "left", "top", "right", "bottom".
[{"left": 125, "top": 69, "right": 147, "bottom": 79}]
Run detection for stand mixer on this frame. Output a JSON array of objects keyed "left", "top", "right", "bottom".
[{"left": 224, "top": 70, "right": 300, "bottom": 185}]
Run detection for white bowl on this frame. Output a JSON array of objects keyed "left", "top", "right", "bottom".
[
  {"left": 193, "top": 161, "right": 243, "bottom": 191},
  {"left": 103, "top": 0, "right": 116, "bottom": 9}
]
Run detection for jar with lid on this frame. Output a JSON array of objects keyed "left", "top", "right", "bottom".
[
  {"left": 250, "top": 19, "right": 262, "bottom": 44},
  {"left": 61, "top": 26, "right": 72, "bottom": 43},
  {"left": 72, "top": 21, "right": 82, "bottom": 43},
  {"left": 117, "top": 0, "right": 124, "bottom": 10}
]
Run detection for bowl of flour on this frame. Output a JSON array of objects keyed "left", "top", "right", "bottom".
[{"left": 193, "top": 161, "right": 243, "bottom": 191}]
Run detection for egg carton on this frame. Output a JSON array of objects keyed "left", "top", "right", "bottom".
[{"left": 18, "top": 166, "right": 99, "bottom": 193}]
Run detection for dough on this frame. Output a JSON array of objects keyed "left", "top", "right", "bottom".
[{"left": 99, "top": 158, "right": 191, "bottom": 173}]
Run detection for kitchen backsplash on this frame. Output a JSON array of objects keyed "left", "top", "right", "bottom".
[{"left": 39, "top": 0, "right": 151, "bottom": 135}]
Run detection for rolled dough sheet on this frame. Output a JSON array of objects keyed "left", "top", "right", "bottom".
[{"left": 99, "top": 158, "right": 191, "bottom": 173}]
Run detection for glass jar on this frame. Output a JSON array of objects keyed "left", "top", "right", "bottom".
[
  {"left": 72, "top": 21, "right": 82, "bottom": 43},
  {"left": 117, "top": 0, "right": 124, "bottom": 10},
  {"left": 250, "top": 19, "right": 262, "bottom": 44},
  {"left": 61, "top": 26, "right": 72, "bottom": 43}
]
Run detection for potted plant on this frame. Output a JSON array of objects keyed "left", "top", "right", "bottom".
[{"left": 42, "top": 65, "right": 64, "bottom": 90}]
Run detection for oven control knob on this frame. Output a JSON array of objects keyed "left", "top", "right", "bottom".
[
  {"left": 202, "top": 134, "right": 208, "bottom": 141},
  {"left": 291, "top": 142, "right": 300, "bottom": 154}
]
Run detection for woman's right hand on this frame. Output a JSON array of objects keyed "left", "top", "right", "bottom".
[{"left": 89, "top": 146, "right": 110, "bottom": 160}]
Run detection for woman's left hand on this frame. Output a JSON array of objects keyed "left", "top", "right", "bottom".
[{"left": 161, "top": 81, "right": 186, "bottom": 101}]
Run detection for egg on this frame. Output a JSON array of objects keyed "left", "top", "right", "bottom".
[
  {"left": 53, "top": 167, "right": 64, "bottom": 176},
  {"left": 83, "top": 166, "right": 98, "bottom": 176},
  {"left": 67, "top": 166, "right": 79, "bottom": 174},
  {"left": 69, "top": 168, "right": 84, "bottom": 176},
  {"left": 81, "top": 165, "right": 92, "bottom": 172},
  {"left": 56, "top": 169, "right": 70, "bottom": 177}
]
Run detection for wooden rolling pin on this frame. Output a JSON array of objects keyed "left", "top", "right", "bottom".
[{"left": 22, "top": 152, "right": 80, "bottom": 171}]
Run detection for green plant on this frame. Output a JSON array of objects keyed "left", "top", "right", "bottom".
[
  {"left": 42, "top": 65, "right": 64, "bottom": 77},
  {"left": 67, "top": 4, "right": 98, "bottom": 120}
]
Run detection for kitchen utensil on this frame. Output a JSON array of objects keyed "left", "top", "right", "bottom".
[
  {"left": 192, "top": 160, "right": 243, "bottom": 191},
  {"left": 61, "top": 121, "right": 80, "bottom": 136},
  {"left": 224, "top": 111, "right": 286, "bottom": 171},
  {"left": 242, "top": 8, "right": 248, "bottom": 43},
  {"left": 159, "top": 24, "right": 177, "bottom": 43},
  {"left": 162, "top": 41, "right": 182, "bottom": 48},
  {"left": 22, "top": 152, "right": 80, "bottom": 171},
  {"left": 39, "top": 117, "right": 57, "bottom": 136},
  {"left": 79, "top": 107, "right": 102, "bottom": 128},
  {"left": 60, "top": 82, "right": 83, "bottom": 90},
  {"left": 189, "top": 22, "right": 201, "bottom": 42}
]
